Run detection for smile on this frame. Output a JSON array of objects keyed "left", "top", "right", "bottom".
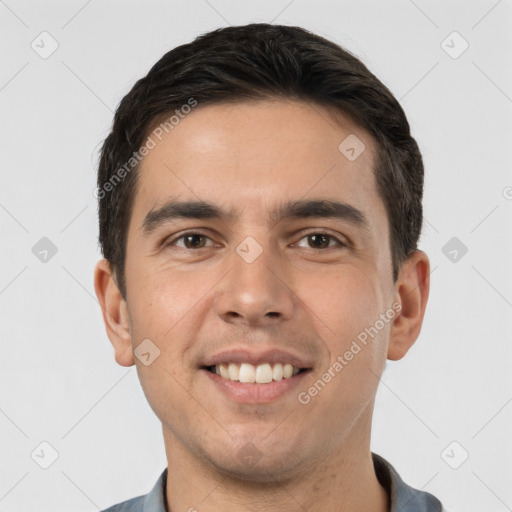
[{"left": 205, "top": 362, "right": 306, "bottom": 384}]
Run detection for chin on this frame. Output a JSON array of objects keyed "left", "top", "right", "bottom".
[{"left": 200, "top": 439, "right": 310, "bottom": 484}]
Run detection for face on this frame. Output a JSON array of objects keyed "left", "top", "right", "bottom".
[{"left": 97, "top": 99, "right": 425, "bottom": 482}]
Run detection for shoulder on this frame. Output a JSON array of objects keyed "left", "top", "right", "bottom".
[{"left": 100, "top": 495, "right": 145, "bottom": 512}]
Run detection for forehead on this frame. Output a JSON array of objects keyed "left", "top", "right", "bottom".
[{"left": 130, "top": 99, "right": 386, "bottom": 233}]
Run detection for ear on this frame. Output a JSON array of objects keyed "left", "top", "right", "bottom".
[
  {"left": 387, "top": 250, "right": 430, "bottom": 361},
  {"left": 94, "top": 259, "right": 134, "bottom": 367}
]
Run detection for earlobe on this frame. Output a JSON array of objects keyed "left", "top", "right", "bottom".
[
  {"left": 93, "top": 259, "right": 135, "bottom": 367},
  {"left": 387, "top": 250, "right": 430, "bottom": 361}
]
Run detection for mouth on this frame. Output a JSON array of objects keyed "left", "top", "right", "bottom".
[
  {"left": 198, "top": 348, "right": 315, "bottom": 403},
  {"left": 200, "top": 362, "right": 312, "bottom": 404},
  {"left": 201, "top": 362, "right": 312, "bottom": 384}
]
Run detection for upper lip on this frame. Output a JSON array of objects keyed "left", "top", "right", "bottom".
[{"left": 201, "top": 348, "right": 314, "bottom": 369}]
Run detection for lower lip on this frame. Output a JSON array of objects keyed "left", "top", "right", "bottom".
[{"left": 201, "top": 368, "right": 311, "bottom": 404}]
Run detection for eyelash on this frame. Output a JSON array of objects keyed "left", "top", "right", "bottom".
[{"left": 164, "top": 230, "right": 347, "bottom": 250}]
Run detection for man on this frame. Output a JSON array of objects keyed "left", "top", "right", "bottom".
[{"left": 94, "top": 23, "right": 445, "bottom": 512}]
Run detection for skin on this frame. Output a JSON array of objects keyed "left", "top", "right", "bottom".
[{"left": 94, "top": 99, "right": 430, "bottom": 512}]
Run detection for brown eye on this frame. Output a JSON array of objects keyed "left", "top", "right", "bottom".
[
  {"left": 182, "top": 234, "right": 207, "bottom": 248},
  {"left": 296, "top": 232, "right": 345, "bottom": 249},
  {"left": 165, "top": 232, "right": 213, "bottom": 249},
  {"left": 308, "top": 234, "right": 330, "bottom": 249}
]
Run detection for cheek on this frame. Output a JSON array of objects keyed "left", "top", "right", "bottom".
[
  {"left": 126, "top": 262, "right": 209, "bottom": 341},
  {"left": 304, "top": 271, "right": 388, "bottom": 424},
  {"left": 125, "top": 267, "right": 210, "bottom": 426},
  {"left": 300, "top": 266, "right": 388, "bottom": 391},
  {"left": 301, "top": 266, "right": 383, "bottom": 342},
  {"left": 126, "top": 264, "right": 226, "bottom": 399}
]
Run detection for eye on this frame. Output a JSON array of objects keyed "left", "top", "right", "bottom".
[
  {"left": 295, "top": 232, "right": 346, "bottom": 250},
  {"left": 165, "top": 231, "right": 215, "bottom": 249}
]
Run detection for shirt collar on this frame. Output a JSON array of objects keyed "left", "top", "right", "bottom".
[
  {"left": 372, "top": 452, "right": 443, "bottom": 512},
  {"left": 142, "top": 468, "right": 167, "bottom": 512}
]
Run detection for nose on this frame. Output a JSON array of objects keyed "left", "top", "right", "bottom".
[{"left": 214, "top": 241, "right": 295, "bottom": 327}]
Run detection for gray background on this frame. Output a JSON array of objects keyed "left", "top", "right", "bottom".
[{"left": 1, "top": 1, "right": 511, "bottom": 511}]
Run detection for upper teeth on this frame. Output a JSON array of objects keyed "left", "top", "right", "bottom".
[{"left": 213, "top": 362, "right": 301, "bottom": 383}]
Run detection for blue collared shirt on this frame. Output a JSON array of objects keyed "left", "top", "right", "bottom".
[{"left": 100, "top": 452, "right": 445, "bottom": 511}]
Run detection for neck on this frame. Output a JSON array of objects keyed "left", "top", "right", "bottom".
[{"left": 162, "top": 415, "right": 389, "bottom": 512}]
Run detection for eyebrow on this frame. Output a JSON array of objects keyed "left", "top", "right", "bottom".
[{"left": 141, "top": 198, "right": 371, "bottom": 237}]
